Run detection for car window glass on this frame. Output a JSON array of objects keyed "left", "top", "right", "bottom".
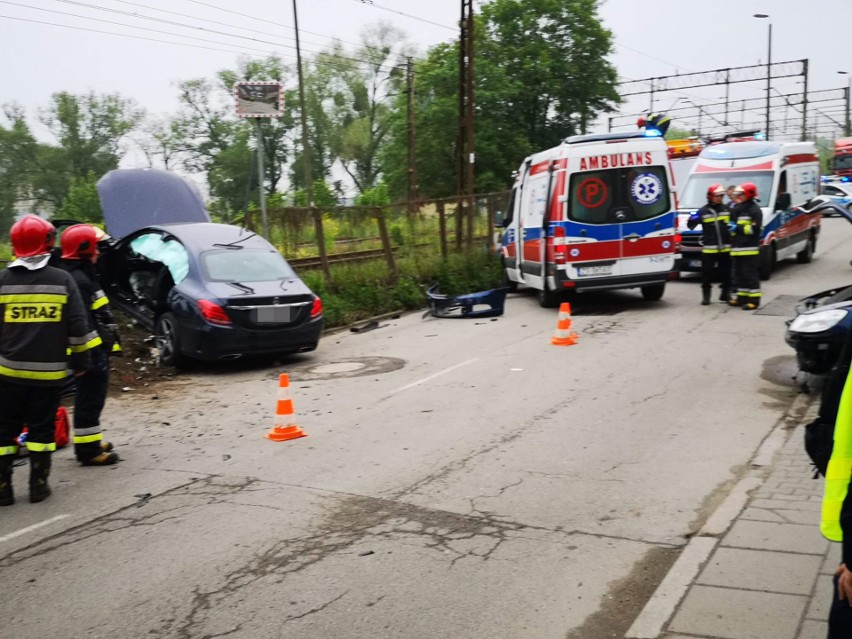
[
  {"left": 129, "top": 233, "right": 189, "bottom": 284},
  {"left": 201, "top": 249, "right": 295, "bottom": 283}
]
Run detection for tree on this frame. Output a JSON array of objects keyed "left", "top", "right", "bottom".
[
  {"left": 166, "top": 56, "right": 295, "bottom": 220},
  {"left": 291, "top": 24, "right": 413, "bottom": 195},
  {"left": 38, "top": 92, "right": 144, "bottom": 207},
  {"left": 381, "top": 0, "right": 619, "bottom": 199}
]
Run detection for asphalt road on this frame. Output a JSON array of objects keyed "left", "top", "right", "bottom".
[{"left": 2, "top": 218, "right": 850, "bottom": 639}]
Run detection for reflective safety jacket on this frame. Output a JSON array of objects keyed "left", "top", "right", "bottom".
[
  {"left": 687, "top": 202, "right": 731, "bottom": 253},
  {"left": 60, "top": 259, "right": 122, "bottom": 356},
  {"left": 821, "top": 337, "right": 852, "bottom": 563},
  {"left": 730, "top": 199, "right": 762, "bottom": 257},
  {"left": 0, "top": 262, "right": 100, "bottom": 385}
]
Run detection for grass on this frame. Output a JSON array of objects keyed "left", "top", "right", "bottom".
[
  {"left": 302, "top": 247, "right": 504, "bottom": 328},
  {"left": 0, "top": 240, "right": 504, "bottom": 330}
]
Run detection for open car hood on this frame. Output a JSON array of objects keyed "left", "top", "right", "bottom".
[{"left": 97, "top": 169, "right": 211, "bottom": 240}]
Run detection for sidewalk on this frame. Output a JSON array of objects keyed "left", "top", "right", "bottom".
[{"left": 627, "top": 393, "right": 837, "bottom": 639}]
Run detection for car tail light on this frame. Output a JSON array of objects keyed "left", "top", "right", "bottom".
[
  {"left": 674, "top": 233, "right": 682, "bottom": 250},
  {"left": 197, "top": 299, "right": 232, "bottom": 326},
  {"left": 310, "top": 296, "right": 323, "bottom": 318}
]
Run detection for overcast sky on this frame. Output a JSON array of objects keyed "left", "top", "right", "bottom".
[{"left": 1, "top": 0, "right": 849, "bottom": 151}]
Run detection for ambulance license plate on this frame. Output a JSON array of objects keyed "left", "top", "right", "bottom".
[
  {"left": 255, "top": 306, "right": 290, "bottom": 323},
  {"left": 577, "top": 265, "right": 612, "bottom": 276}
]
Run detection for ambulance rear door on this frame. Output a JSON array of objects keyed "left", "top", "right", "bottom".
[{"left": 564, "top": 164, "right": 674, "bottom": 279}]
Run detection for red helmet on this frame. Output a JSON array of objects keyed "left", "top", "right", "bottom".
[
  {"left": 637, "top": 117, "right": 646, "bottom": 127},
  {"left": 739, "top": 182, "right": 758, "bottom": 199},
  {"left": 707, "top": 183, "right": 725, "bottom": 199},
  {"left": 61, "top": 224, "right": 99, "bottom": 260},
  {"left": 9, "top": 215, "right": 56, "bottom": 258}
]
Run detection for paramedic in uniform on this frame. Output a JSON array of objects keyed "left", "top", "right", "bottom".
[
  {"left": 0, "top": 215, "right": 101, "bottom": 506},
  {"left": 728, "top": 182, "right": 762, "bottom": 310},
  {"left": 687, "top": 183, "right": 732, "bottom": 305},
  {"left": 58, "top": 224, "right": 121, "bottom": 467}
]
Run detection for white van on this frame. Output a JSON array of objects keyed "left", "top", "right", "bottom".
[
  {"left": 677, "top": 141, "right": 821, "bottom": 279},
  {"left": 500, "top": 131, "right": 679, "bottom": 307}
]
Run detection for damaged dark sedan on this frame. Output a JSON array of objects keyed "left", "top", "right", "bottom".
[{"left": 94, "top": 168, "right": 323, "bottom": 366}]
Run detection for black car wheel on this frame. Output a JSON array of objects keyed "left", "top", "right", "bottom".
[
  {"left": 538, "top": 281, "right": 560, "bottom": 308},
  {"left": 796, "top": 232, "right": 816, "bottom": 264},
  {"left": 641, "top": 283, "right": 666, "bottom": 301},
  {"left": 759, "top": 244, "right": 776, "bottom": 281},
  {"left": 155, "top": 312, "right": 186, "bottom": 367}
]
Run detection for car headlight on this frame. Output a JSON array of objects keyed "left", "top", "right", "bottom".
[{"left": 789, "top": 309, "right": 848, "bottom": 333}]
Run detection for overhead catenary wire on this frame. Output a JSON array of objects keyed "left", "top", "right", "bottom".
[
  {"left": 0, "top": 12, "right": 269, "bottom": 57},
  {"left": 42, "top": 0, "right": 393, "bottom": 68},
  {"left": 351, "top": 0, "right": 455, "bottom": 31}
]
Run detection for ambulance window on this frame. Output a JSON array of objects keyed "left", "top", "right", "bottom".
[
  {"left": 627, "top": 167, "right": 670, "bottom": 220},
  {"left": 569, "top": 171, "right": 615, "bottom": 223},
  {"left": 568, "top": 167, "right": 670, "bottom": 223}
]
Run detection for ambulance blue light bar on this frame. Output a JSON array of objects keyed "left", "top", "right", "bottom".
[{"left": 643, "top": 129, "right": 663, "bottom": 137}]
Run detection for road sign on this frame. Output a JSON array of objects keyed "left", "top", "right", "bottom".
[{"left": 234, "top": 82, "right": 284, "bottom": 118}]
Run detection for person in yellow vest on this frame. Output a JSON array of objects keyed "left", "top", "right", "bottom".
[{"left": 820, "top": 328, "right": 852, "bottom": 636}]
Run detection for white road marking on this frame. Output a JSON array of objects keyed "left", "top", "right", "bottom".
[
  {"left": 0, "top": 514, "right": 70, "bottom": 543},
  {"left": 390, "top": 358, "right": 479, "bottom": 395}
]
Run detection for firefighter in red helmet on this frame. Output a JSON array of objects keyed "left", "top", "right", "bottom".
[
  {"left": 729, "top": 182, "right": 763, "bottom": 310},
  {"left": 58, "top": 224, "right": 121, "bottom": 466},
  {"left": 0, "top": 215, "right": 101, "bottom": 505},
  {"left": 687, "top": 183, "right": 732, "bottom": 305}
]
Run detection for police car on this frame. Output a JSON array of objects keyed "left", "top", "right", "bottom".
[{"left": 820, "top": 177, "right": 852, "bottom": 216}]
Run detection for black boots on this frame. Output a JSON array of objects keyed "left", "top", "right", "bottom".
[
  {"left": 701, "top": 286, "right": 711, "bottom": 306},
  {"left": 719, "top": 287, "right": 731, "bottom": 303},
  {"left": 29, "top": 451, "right": 52, "bottom": 503},
  {"left": 0, "top": 455, "right": 14, "bottom": 507}
]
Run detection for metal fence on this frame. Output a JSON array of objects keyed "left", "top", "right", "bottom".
[{"left": 245, "top": 191, "right": 511, "bottom": 279}]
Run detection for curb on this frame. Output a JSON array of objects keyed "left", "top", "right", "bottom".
[{"left": 625, "top": 388, "right": 818, "bottom": 639}]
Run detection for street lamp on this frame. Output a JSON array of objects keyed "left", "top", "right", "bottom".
[
  {"left": 839, "top": 71, "right": 851, "bottom": 136},
  {"left": 754, "top": 14, "right": 771, "bottom": 140}
]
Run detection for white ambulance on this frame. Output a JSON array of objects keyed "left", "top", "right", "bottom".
[
  {"left": 677, "top": 141, "right": 821, "bottom": 279},
  {"left": 500, "top": 131, "right": 679, "bottom": 307}
]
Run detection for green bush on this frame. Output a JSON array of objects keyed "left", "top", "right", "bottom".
[{"left": 301, "top": 247, "right": 503, "bottom": 328}]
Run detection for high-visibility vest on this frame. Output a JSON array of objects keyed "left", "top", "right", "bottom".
[{"left": 821, "top": 365, "right": 852, "bottom": 541}]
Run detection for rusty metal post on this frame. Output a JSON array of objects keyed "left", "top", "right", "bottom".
[
  {"left": 375, "top": 207, "right": 397, "bottom": 279},
  {"left": 437, "top": 200, "right": 448, "bottom": 259},
  {"left": 486, "top": 195, "right": 495, "bottom": 253},
  {"left": 312, "top": 207, "right": 331, "bottom": 281}
]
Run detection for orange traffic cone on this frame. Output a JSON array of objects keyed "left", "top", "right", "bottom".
[
  {"left": 265, "top": 373, "right": 308, "bottom": 442},
  {"left": 551, "top": 302, "right": 579, "bottom": 346}
]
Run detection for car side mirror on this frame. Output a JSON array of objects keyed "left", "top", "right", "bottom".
[{"left": 774, "top": 192, "right": 791, "bottom": 211}]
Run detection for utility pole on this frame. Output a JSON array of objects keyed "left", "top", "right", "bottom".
[
  {"left": 801, "top": 59, "right": 809, "bottom": 141},
  {"left": 293, "top": 0, "right": 312, "bottom": 207},
  {"left": 254, "top": 120, "right": 269, "bottom": 238},
  {"left": 406, "top": 57, "right": 418, "bottom": 215},
  {"left": 457, "top": 0, "right": 475, "bottom": 248}
]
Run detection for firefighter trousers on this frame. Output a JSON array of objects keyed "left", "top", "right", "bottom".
[
  {"left": 732, "top": 254, "right": 761, "bottom": 307},
  {"left": 0, "top": 379, "right": 61, "bottom": 456},
  {"left": 73, "top": 348, "right": 109, "bottom": 461},
  {"left": 700, "top": 251, "right": 731, "bottom": 291}
]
